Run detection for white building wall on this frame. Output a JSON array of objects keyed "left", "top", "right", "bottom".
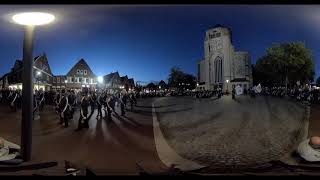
[{"left": 199, "top": 25, "right": 252, "bottom": 91}]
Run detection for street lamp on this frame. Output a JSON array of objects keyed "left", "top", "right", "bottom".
[
  {"left": 226, "top": 79, "right": 229, "bottom": 93},
  {"left": 97, "top": 76, "right": 103, "bottom": 84},
  {"left": 12, "top": 12, "right": 55, "bottom": 161},
  {"left": 97, "top": 76, "right": 103, "bottom": 90}
]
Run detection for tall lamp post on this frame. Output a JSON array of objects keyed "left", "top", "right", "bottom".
[{"left": 12, "top": 12, "right": 55, "bottom": 161}]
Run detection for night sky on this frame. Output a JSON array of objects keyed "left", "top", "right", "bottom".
[{"left": 0, "top": 5, "right": 319, "bottom": 83}]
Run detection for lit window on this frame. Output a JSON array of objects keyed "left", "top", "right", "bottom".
[{"left": 57, "top": 77, "right": 60, "bottom": 83}]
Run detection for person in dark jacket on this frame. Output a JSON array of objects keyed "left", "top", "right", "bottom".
[
  {"left": 38, "top": 89, "right": 45, "bottom": 112},
  {"left": 89, "top": 91, "right": 96, "bottom": 119},
  {"left": 60, "top": 91, "right": 72, "bottom": 128},
  {"left": 9, "top": 90, "right": 19, "bottom": 112},
  {"left": 129, "top": 93, "right": 134, "bottom": 112},
  {"left": 68, "top": 90, "right": 77, "bottom": 120},
  {"left": 96, "top": 91, "right": 103, "bottom": 120},
  {"left": 76, "top": 91, "right": 89, "bottom": 131},
  {"left": 133, "top": 93, "right": 137, "bottom": 106},
  {"left": 120, "top": 93, "right": 126, "bottom": 116},
  {"left": 232, "top": 87, "right": 236, "bottom": 100},
  {"left": 105, "top": 94, "right": 113, "bottom": 121}
]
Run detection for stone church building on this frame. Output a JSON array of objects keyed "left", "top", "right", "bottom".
[{"left": 197, "top": 24, "right": 253, "bottom": 92}]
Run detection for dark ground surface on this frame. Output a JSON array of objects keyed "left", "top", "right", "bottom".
[
  {"left": 309, "top": 104, "right": 320, "bottom": 138},
  {"left": 0, "top": 96, "right": 319, "bottom": 175},
  {"left": 154, "top": 95, "right": 307, "bottom": 172},
  {"left": 0, "top": 98, "right": 168, "bottom": 175}
]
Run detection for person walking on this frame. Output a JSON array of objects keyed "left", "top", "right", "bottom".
[
  {"left": 88, "top": 91, "right": 96, "bottom": 119},
  {"left": 232, "top": 87, "right": 236, "bottom": 100},
  {"left": 120, "top": 93, "right": 126, "bottom": 116},
  {"left": 129, "top": 93, "right": 134, "bottom": 112},
  {"left": 38, "top": 89, "right": 45, "bottom": 112},
  {"left": 106, "top": 93, "right": 113, "bottom": 121},
  {"left": 76, "top": 91, "right": 89, "bottom": 131},
  {"left": 9, "top": 90, "right": 18, "bottom": 112},
  {"left": 96, "top": 91, "right": 103, "bottom": 120},
  {"left": 60, "top": 91, "right": 72, "bottom": 128}
]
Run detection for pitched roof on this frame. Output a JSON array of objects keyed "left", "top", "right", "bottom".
[
  {"left": 66, "top": 58, "right": 96, "bottom": 77},
  {"left": 0, "top": 73, "right": 9, "bottom": 81},
  {"left": 103, "top": 72, "right": 120, "bottom": 82},
  {"left": 128, "top": 78, "right": 134, "bottom": 85},
  {"left": 120, "top": 75, "right": 129, "bottom": 83},
  {"left": 12, "top": 54, "right": 46, "bottom": 72}
]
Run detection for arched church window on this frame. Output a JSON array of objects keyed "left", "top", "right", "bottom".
[{"left": 214, "top": 56, "right": 223, "bottom": 83}]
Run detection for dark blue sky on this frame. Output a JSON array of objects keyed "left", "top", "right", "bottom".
[{"left": 0, "top": 5, "right": 319, "bottom": 83}]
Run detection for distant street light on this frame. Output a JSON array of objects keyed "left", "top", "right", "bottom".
[
  {"left": 97, "top": 76, "right": 103, "bottom": 84},
  {"left": 12, "top": 11, "right": 55, "bottom": 161},
  {"left": 226, "top": 79, "right": 229, "bottom": 92}
]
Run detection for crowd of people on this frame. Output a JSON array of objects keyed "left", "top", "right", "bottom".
[
  {"left": 160, "top": 84, "right": 320, "bottom": 106},
  {"left": 0, "top": 88, "right": 139, "bottom": 131},
  {"left": 252, "top": 86, "right": 320, "bottom": 105}
]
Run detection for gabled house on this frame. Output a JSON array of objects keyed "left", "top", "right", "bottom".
[
  {"left": 53, "top": 58, "right": 97, "bottom": 91},
  {"left": 121, "top": 75, "right": 129, "bottom": 91},
  {"left": 6, "top": 53, "right": 54, "bottom": 91},
  {"left": 0, "top": 73, "right": 9, "bottom": 89},
  {"left": 128, "top": 78, "right": 135, "bottom": 90},
  {"left": 103, "top": 72, "right": 122, "bottom": 89}
]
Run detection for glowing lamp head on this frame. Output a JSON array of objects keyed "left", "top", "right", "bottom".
[
  {"left": 97, "top": 76, "right": 103, "bottom": 83},
  {"left": 37, "top": 71, "right": 41, "bottom": 75},
  {"left": 226, "top": 80, "right": 229, "bottom": 83},
  {"left": 12, "top": 12, "right": 55, "bottom": 26}
]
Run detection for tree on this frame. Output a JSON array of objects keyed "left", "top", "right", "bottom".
[
  {"left": 146, "top": 82, "right": 156, "bottom": 90},
  {"left": 316, "top": 76, "right": 320, "bottom": 87},
  {"left": 167, "top": 66, "right": 196, "bottom": 91},
  {"left": 168, "top": 66, "right": 185, "bottom": 88},
  {"left": 254, "top": 42, "right": 315, "bottom": 88},
  {"left": 158, "top": 80, "right": 168, "bottom": 89}
]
